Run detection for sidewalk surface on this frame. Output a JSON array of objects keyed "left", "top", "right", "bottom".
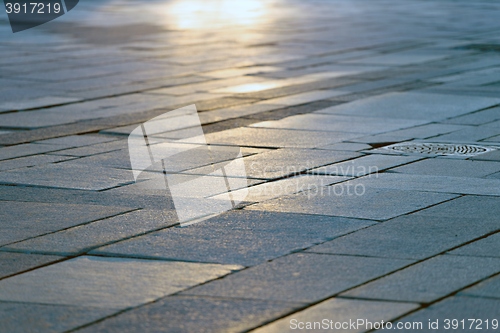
[{"left": 1, "top": 0, "right": 500, "bottom": 332}]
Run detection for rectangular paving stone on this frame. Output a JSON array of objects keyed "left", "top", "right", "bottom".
[
  {"left": 0, "top": 163, "right": 135, "bottom": 191},
  {"left": 251, "top": 113, "right": 428, "bottom": 135},
  {"left": 0, "top": 96, "right": 80, "bottom": 111},
  {"left": 307, "top": 215, "right": 500, "bottom": 260},
  {"left": 247, "top": 188, "right": 457, "bottom": 221},
  {"left": 0, "top": 154, "right": 75, "bottom": 171},
  {"left": 186, "top": 148, "right": 360, "bottom": 180},
  {"left": 211, "top": 175, "right": 351, "bottom": 203},
  {"left": 35, "top": 134, "right": 118, "bottom": 147},
  {"left": 0, "top": 301, "right": 118, "bottom": 333},
  {"left": 342, "top": 255, "right": 500, "bottom": 303},
  {"left": 47, "top": 140, "right": 128, "bottom": 157},
  {"left": 381, "top": 123, "right": 470, "bottom": 139},
  {"left": 345, "top": 173, "right": 500, "bottom": 196},
  {"left": 415, "top": 195, "right": 500, "bottom": 219},
  {"left": 0, "top": 201, "right": 134, "bottom": 246},
  {"left": 392, "top": 158, "right": 500, "bottom": 177},
  {"left": 0, "top": 256, "right": 241, "bottom": 309},
  {"left": 198, "top": 103, "right": 285, "bottom": 123},
  {"left": 310, "top": 155, "right": 422, "bottom": 177},
  {"left": 0, "top": 252, "right": 63, "bottom": 279},
  {"left": 432, "top": 125, "right": 500, "bottom": 142},
  {"left": 393, "top": 296, "right": 500, "bottom": 332},
  {"left": 252, "top": 298, "right": 418, "bottom": 333},
  {"left": 341, "top": 52, "right": 449, "bottom": 66},
  {"left": 0, "top": 143, "right": 65, "bottom": 161},
  {"left": 445, "top": 106, "right": 500, "bottom": 125},
  {"left": 183, "top": 253, "right": 412, "bottom": 303},
  {"left": 5, "top": 209, "right": 177, "bottom": 255},
  {"left": 460, "top": 275, "right": 500, "bottom": 300},
  {"left": 316, "top": 142, "right": 372, "bottom": 151},
  {"left": 77, "top": 295, "right": 302, "bottom": 333},
  {"left": 470, "top": 148, "right": 500, "bottom": 161},
  {"left": 449, "top": 233, "right": 500, "bottom": 258},
  {"left": 197, "top": 127, "right": 362, "bottom": 149},
  {"left": 315, "top": 92, "right": 500, "bottom": 121},
  {"left": 257, "top": 90, "right": 350, "bottom": 106},
  {"left": 92, "top": 211, "right": 374, "bottom": 266}
]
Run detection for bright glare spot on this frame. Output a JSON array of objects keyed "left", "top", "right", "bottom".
[
  {"left": 214, "top": 81, "right": 283, "bottom": 93},
  {"left": 164, "top": 0, "right": 270, "bottom": 30}
]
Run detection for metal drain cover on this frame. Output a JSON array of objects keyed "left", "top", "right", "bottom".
[{"left": 381, "top": 142, "right": 498, "bottom": 157}]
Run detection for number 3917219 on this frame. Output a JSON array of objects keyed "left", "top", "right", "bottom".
[{"left": 5, "top": 2, "right": 62, "bottom": 14}]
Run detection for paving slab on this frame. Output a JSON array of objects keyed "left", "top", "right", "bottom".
[
  {"left": 4, "top": 209, "right": 177, "bottom": 255},
  {"left": 307, "top": 215, "right": 500, "bottom": 260},
  {"left": 460, "top": 275, "right": 500, "bottom": 300},
  {"left": 470, "top": 148, "right": 500, "bottom": 161},
  {"left": 391, "top": 296, "right": 500, "bottom": 333},
  {"left": 341, "top": 52, "right": 449, "bottom": 66},
  {"left": 0, "top": 256, "right": 241, "bottom": 309},
  {"left": 0, "top": 201, "right": 134, "bottom": 246},
  {"left": 0, "top": 143, "right": 65, "bottom": 161},
  {"left": 256, "top": 90, "right": 350, "bottom": 106},
  {"left": 445, "top": 106, "right": 500, "bottom": 125},
  {"left": 315, "top": 142, "right": 372, "bottom": 151},
  {"left": 432, "top": 125, "right": 500, "bottom": 142},
  {"left": 211, "top": 175, "right": 351, "bottom": 203},
  {"left": 343, "top": 173, "right": 500, "bottom": 196},
  {"left": 391, "top": 158, "right": 500, "bottom": 177},
  {"left": 449, "top": 233, "right": 500, "bottom": 258},
  {"left": 381, "top": 123, "right": 470, "bottom": 139},
  {"left": 0, "top": 96, "right": 81, "bottom": 111},
  {"left": 0, "top": 252, "right": 63, "bottom": 279},
  {"left": 183, "top": 253, "right": 412, "bottom": 303},
  {"left": 342, "top": 255, "right": 500, "bottom": 303},
  {"left": 92, "top": 211, "right": 374, "bottom": 266},
  {"left": 77, "top": 295, "right": 302, "bottom": 333},
  {"left": 315, "top": 92, "right": 500, "bottom": 121},
  {"left": 194, "top": 127, "right": 362, "bottom": 148},
  {"left": 35, "top": 135, "right": 118, "bottom": 147},
  {"left": 0, "top": 154, "right": 75, "bottom": 171},
  {"left": 252, "top": 298, "right": 418, "bottom": 333},
  {"left": 246, "top": 188, "right": 457, "bottom": 221},
  {"left": 0, "top": 163, "right": 134, "bottom": 191},
  {"left": 0, "top": 302, "right": 117, "bottom": 333},
  {"left": 186, "top": 148, "right": 360, "bottom": 180},
  {"left": 310, "top": 154, "right": 422, "bottom": 177},
  {"left": 251, "top": 113, "right": 428, "bottom": 135},
  {"left": 48, "top": 140, "right": 128, "bottom": 157},
  {"left": 414, "top": 195, "right": 500, "bottom": 219}
]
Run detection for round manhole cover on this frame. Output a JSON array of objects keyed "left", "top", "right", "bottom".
[{"left": 381, "top": 142, "right": 497, "bottom": 157}]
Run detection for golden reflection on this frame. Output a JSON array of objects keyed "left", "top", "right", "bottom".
[
  {"left": 164, "top": 0, "right": 271, "bottom": 30},
  {"left": 214, "top": 81, "right": 283, "bottom": 94}
]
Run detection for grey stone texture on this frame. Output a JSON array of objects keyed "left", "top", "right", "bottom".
[
  {"left": 0, "top": 201, "right": 134, "bottom": 246},
  {"left": 5, "top": 209, "right": 177, "bottom": 255},
  {"left": 183, "top": 253, "right": 413, "bottom": 303},
  {"left": 0, "top": 256, "right": 241, "bottom": 309},
  {"left": 307, "top": 215, "right": 500, "bottom": 260},
  {"left": 0, "top": 302, "right": 117, "bottom": 333},
  {"left": 392, "top": 158, "right": 500, "bottom": 177},
  {"left": 0, "top": 252, "right": 63, "bottom": 279},
  {"left": 315, "top": 92, "right": 500, "bottom": 121},
  {"left": 392, "top": 296, "right": 500, "bottom": 333},
  {"left": 450, "top": 233, "right": 500, "bottom": 258},
  {"left": 92, "top": 211, "right": 375, "bottom": 266},
  {"left": 247, "top": 188, "right": 457, "bottom": 221},
  {"left": 252, "top": 298, "right": 418, "bottom": 333},
  {"left": 342, "top": 255, "right": 500, "bottom": 303},
  {"left": 76, "top": 295, "right": 303, "bottom": 333}
]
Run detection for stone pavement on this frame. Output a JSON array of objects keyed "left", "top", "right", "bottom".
[{"left": 1, "top": 0, "right": 500, "bottom": 332}]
